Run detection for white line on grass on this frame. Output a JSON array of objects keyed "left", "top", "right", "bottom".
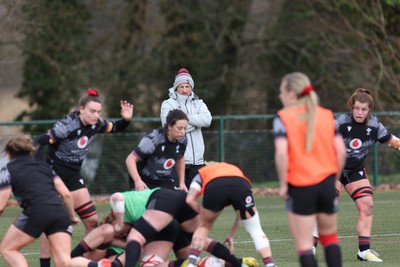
[
  {"left": 233, "top": 232, "right": 400, "bottom": 244},
  {"left": 2, "top": 232, "right": 399, "bottom": 258}
]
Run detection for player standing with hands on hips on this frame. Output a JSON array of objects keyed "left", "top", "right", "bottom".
[
  {"left": 335, "top": 88, "right": 400, "bottom": 262},
  {"left": 160, "top": 68, "right": 212, "bottom": 188},
  {"left": 273, "top": 72, "right": 346, "bottom": 267}
]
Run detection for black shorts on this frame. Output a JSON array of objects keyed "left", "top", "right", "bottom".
[
  {"left": 14, "top": 205, "right": 73, "bottom": 238},
  {"left": 129, "top": 175, "right": 178, "bottom": 191},
  {"left": 50, "top": 159, "right": 85, "bottom": 191},
  {"left": 153, "top": 220, "right": 180, "bottom": 243},
  {"left": 146, "top": 189, "right": 198, "bottom": 223},
  {"left": 340, "top": 165, "right": 368, "bottom": 186},
  {"left": 202, "top": 177, "right": 254, "bottom": 212},
  {"left": 185, "top": 164, "right": 204, "bottom": 187},
  {"left": 286, "top": 175, "right": 338, "bottom": 215}
]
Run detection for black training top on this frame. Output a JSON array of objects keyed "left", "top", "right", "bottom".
[{"left": 0, "top": 155, "right": 62, "bottom": 212}]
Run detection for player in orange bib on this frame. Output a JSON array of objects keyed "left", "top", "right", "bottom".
[
  {"left": 273, "top": 72, "right": 346, "bottom": 267},
  {"left": 185, "top": 162, "right": 276, "bottom": 267}
]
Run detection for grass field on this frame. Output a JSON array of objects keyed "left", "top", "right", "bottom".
[{"left": 0, "top": 190, "right": 399, "bottom": 267}]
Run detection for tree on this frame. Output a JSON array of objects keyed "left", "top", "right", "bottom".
[
  {"left": 17, "top": 0, "right": 90, "bottom": 134},
  {"left": 266, "top": 0, "right": 400, "bottom": 113}
]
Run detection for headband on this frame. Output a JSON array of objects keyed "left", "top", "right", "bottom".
[
  {"left": 88, "top": 88, "right": 99, "bottom": 96},
  {"left": 301, "top": 85, "right": 314, "bottom": 96}
]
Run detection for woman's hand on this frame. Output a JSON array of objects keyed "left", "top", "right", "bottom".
[
  {"left": 224, "top": 236, "right": 235, "bottom": 254},
  {"left": 120, "top": 100, "right": 134, "bottom": 121},
  {"left": 135, "top": 179, "right": 148, "bottom": 191},
  {"left": 178, "top": 182, "right": 188, "bottom": 192},
  {"left": 278, "top": 184, "right": 289, "bottom": 200},
  {"left": 70, "top": 216, "right": 80, "bottom": 226}
]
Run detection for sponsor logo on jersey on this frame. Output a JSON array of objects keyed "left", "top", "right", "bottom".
[
  {"left": 77, "top": 136, "right": 89, "bottom": 149},
  {"left": 245, "top": 195, "right": 253, "bottom": 207},
  {"left": 164, "top": 159, "right": 176, "bottom": 169},
  {"left": 349, "top": 138, "right": 362, "bottom": 149}
]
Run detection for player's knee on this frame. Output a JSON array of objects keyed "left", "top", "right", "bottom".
[
  {"left": 82, "top": 215, "right": 99, "bottom": 231},
  {"left": 98, "top": 223, "right": 115, "bottom": 239},
  {"left": 359, "top": 200, "right": 374, "bottom": 216},
  {"left": 53, "top": 254, "right": 71, "bottom": 267},
  {"left": 110, "top": 192, "right": 125, "bottom": 213},
  {"left": 110, "top": 192, "right": 124, "bottom": 202},
  {"left": 0, "top": 246, "right": 10, "bottom": 259},
  {"left": 242, "top": 212, "right": 270, "bottom": 250}
]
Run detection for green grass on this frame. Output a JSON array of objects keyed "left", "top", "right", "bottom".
[{"left": 1, "top": 191, "right": 400, "bottom": 266}]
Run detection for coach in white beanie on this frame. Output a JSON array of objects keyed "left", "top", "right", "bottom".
[
  {"left": 160, "top": 67, "right": 212, "bottom": 189},
  {"left": 173, "top": 68, "right": 195, "bottom": 90}
]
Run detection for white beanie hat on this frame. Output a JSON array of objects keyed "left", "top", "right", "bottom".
[{"left": 173, "top": 68, "right": 194, "bottom": 89}]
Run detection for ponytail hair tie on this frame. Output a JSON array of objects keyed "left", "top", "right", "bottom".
[
  {"left": 301, "top": 85, "right": 314, "bottom": 96},
  {"left": 88, "top": 88, "right": 99, "bottom": 96}
]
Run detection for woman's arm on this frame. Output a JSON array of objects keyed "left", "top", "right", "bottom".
[
  {"left": 387, "top": 134, "right": 400, "bottom": 151},
  {"left": 224, "top": 215, "right": 240, "bottom": 254},
  {"left": 53, "top": 176, "right": 79, "bottom": 225},
  {"left": 334, "top": 134, "right": 347, "bottom": 180},
  {"left": 0, "top": 187, "right": 12, "bottom": 216},
  {"left": 126, "top": 152, "right": 148, "bottom": 191},
  {"left": 186, "top": 187, "right": 201, "bottom": 214},
  {"left": 274, "top": 137, "right": 289, "bottom": 200},
  {"left": 176, "top": 157, "right": 187, "bottom": 191}
]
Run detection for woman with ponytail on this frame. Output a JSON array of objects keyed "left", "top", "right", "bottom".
[
  {"left": 273, "top": 72, "right": 347, "bottom": 267},
  {"left": 34, "top": 88, "right": 134, "bottom": 267}
]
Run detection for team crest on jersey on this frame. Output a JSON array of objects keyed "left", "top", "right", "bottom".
[
  {"left": 349, "top": 138, "right": 362, "bottom": 149},
  {"left": 176, "top": 145, "right": 180, "bottom": 153},
  {"left": 366, "top": 128, "right": 372, "bottom": 135},
  {"left": 77, "top": 136, "right": 89, "bottom": 148},
  {"left": 164, "top": 159, "right": 176, "bottom": 169}
]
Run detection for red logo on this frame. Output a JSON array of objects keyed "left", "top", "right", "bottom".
[
  {"left": 77, "top": 136, "right": 88, "bottom": 149},
  {"left": 163, "top": 159, "right": 176, "bottom": 169},
  {"left": 349, "top": 138, "right": 362, "bottom": 149},
  {"left": 245, "top": 196, "right": 252, "bottom": 204}
]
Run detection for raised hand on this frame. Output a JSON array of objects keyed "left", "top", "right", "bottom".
[{"left": 120, "top": 100, "right": 134, "bottom": 121}]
